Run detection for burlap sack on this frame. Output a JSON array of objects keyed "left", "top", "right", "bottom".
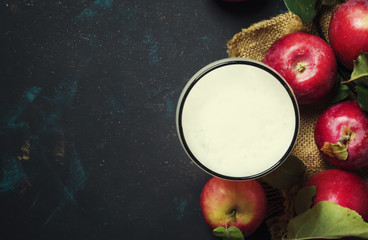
[{"left": 227, "top": 2, "right": 368, "bottom": 239}]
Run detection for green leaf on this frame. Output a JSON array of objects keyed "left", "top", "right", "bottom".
[
  {"left": 346, "top": 51, "right": 368, "bottom": 86},
  {"left": 213, "top": 227, "right": 227, "bottom": 238},
  {"left": 356, "top": 85, "right": 368, "bottom": 112},
  {"left": 261, "top": 155, "right": 305, "bottom": 190},
  {"left": 213, "top": 226, "right": 244, "bottom": 240},
  {"left": 283, "top": 0, "right": 319, "bottom": 24},
  {"left": 294, "top": 186, "right": 316, "bottom": 215},
  {"left": 287, "top": 201, "right": 368, "bottom": 240},
  {"left": 226, "top": 227, "right": 245, "bottom": 240},
  {"left": 332, "top": 84, "right": 351, "bottom": 103}
]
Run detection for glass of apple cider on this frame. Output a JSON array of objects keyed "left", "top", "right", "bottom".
[{"left": 176, "top": 58, "right": 299, "bottom": 180}]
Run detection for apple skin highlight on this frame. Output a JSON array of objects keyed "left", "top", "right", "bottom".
[{"left": 200, "top": 177, "right": 267, "bottom": 236}]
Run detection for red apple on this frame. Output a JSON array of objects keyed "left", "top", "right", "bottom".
[
  {"left": 305, "top": 169, "right": 368, "bottom": 221},
  {"left": 329, "top": 0, "right": 368, "bottom": 69},
  {"left": 263, "top": 32, "right": 337, "bottom": 104},
  {"left": 200, "top": 177, "right": 267, "bottom": 237},
  {"left": 314, "top": 101, "right": 368, "bottom": 169}
]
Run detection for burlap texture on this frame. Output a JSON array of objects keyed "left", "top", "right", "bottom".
[{"left": 227, "top": 2, "right": 368, "bottom": 240}]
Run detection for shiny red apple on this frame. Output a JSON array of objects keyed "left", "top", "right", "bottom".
[
  {"left": 329, "top": 0, "right": 368, "bottom": 69},
  {"left": 263, "top": 32, "right": 337, "bottom": 104},
  {"left": 200, "top": 177, "right": 267, "bottom": 237},
  {"left": 305, "top": 169, "right": 368, "bottom": 221},
  {"left": 314, "top": 101, "right": 368, "bottom": 169}
]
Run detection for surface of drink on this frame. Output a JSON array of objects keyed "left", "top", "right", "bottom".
[{"left": 176, "top": 58, "right": 299, "bottom": 180}]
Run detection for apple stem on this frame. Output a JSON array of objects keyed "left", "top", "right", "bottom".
[
  {"left": 296, "top": 62, "right": 306, "bottom": 73},
  {"left": 224, "top": 210, "right": 236, "bottom": 234},
  {"left": 227, "top": 209, "right": 236, "bottom": 223},
  {"left": 224, "top": 209, "right": 237, "bottom": 229},
  {"left": 338, "top": 126, "right": 355, "bottom": 145}
]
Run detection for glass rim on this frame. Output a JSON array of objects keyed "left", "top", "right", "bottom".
[{"left": 176, "top": 58, "right": 300, "bottom": 181}]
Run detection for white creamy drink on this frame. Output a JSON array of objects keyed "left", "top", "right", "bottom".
[{"left": 176, "top": 58, "right": 299, "bottom": 180}]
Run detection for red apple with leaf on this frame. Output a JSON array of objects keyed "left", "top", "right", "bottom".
[
  {"left": 288, "top": 169, "right": 368, "bottom": 239},
  {"left": 314, "top": 101, "right": 368, "bottom": 169},
  {"left": 263, "top": 32, "right": 337, "bottom": 104},
  {"left": 305, "top": 169, "right": 368, "bottom": 221},
  {"left": 329, "top": 0, "right": 368, "bottom": 70},
  {"left": 200, "top": 177, "right": 267, "bottom": 239}
]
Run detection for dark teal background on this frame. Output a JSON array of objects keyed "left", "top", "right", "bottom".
[{"left": 0, "top": 0, "right": 287, "bottom": 239}]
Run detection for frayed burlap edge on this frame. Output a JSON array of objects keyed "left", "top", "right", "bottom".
[{"left": 227, "top": 11, "right": 316, "bottom": 62}]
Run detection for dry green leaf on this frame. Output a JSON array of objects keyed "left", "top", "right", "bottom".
[
  {"left": 261, "top": 155, "right": 305, "bottom": 190},
  {"left": 294, "top": 186, "right": 316, "bottom": 215},
  {"left": 320, "top": 142, "right": 348, "bottom": 160}
]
